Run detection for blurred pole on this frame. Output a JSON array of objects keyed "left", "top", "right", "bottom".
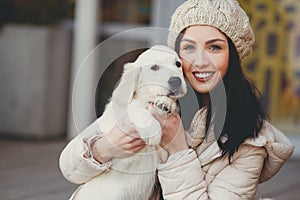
[
  {"left": 67, "top": 0, "right": 99, "bottom": 139},
  {"left": 150, "top": 0, "right": 185, "bottom": 45}
]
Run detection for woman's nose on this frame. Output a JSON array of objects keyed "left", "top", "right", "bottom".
[{"left": 192, "top": 48, "right": 209, "bottom": 69}]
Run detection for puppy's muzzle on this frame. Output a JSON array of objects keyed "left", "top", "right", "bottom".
[{"left": 168, "top": 76, "right": 184, "bottom": 97}]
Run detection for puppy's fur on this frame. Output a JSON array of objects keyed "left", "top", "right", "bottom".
[{"left": 74, "top": 45, "right": 187, "bottom": 200}]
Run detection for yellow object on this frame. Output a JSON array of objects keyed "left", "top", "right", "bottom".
[{"left": 239, "top": 0, "right": 300, "bottom": 133}]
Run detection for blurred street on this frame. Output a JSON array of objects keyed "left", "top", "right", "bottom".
[{"left": 0, "top": 139, "right": 299, "bottom": 200}]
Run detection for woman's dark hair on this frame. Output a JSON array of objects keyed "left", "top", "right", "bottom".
[{"left": 175, "top": 31, "right": 267, "bottom": 160}]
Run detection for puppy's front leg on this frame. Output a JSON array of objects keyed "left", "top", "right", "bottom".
[{"left": 127, "top": 103, "right": 162, "bottom": 146}]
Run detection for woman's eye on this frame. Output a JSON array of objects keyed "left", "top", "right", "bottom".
[
  {"left": 182, "top": 44, "right": 195, "bottom": 51},
  {"left": 209, "top": 45, "right": 221, "bottom": 51}
]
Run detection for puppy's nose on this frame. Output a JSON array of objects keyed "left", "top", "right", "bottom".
[{"left": 168, "top": 76, "right": 182, "bottom": 89}]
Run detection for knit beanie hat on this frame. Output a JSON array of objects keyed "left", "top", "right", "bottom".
[{"left": 168, "top": 0, "right": 255, "bottom": 61}]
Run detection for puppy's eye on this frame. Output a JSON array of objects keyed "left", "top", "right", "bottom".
[
  {"left": 151, "top": 65, "right": 159, "bottom": 71},
  {"left": 176, "top": 61, "right": 181, "bottom": 68}
]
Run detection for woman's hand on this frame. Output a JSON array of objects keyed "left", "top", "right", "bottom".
[
  {"left": 91, "top": 125, "right": 146, "bottom": 163},
  {"left": 151, "top": 108, "right": 189, "bottom": 155}
]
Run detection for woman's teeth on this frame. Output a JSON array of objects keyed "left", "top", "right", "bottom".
[{"left": 195, "top": 72, "right": 214, "bottom": 79}]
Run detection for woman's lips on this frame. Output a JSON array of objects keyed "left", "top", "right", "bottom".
[{"left": 193, "top": 71, "right": 215, "bottom": 82}]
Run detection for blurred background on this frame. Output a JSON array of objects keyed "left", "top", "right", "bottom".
[{"left": 0, "top": 0, "right": 299, "bottom": 199}]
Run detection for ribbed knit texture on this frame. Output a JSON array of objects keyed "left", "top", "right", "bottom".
[{"left": 168, "top": 0, "right": 255, "bottom": 61}]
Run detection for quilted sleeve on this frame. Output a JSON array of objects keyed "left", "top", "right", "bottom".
[{"left": 59, "top": 119, "right": 112, "bottom": 184}]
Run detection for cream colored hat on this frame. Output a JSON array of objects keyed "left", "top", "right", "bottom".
[{"left": 168, "top": 0, "right": 255, "bottom": 61}]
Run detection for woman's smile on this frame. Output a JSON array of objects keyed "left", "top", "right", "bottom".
[{"left": 193, "top": 71, "right": 216, "bottom": 82}]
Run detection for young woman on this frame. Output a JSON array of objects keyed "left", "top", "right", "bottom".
[{"left": 60, "top": 0, "right": 294, "bottom": 199}]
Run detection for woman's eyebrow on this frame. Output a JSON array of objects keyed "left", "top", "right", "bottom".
[
  {"left": 181, "top": 38, "right": 197, "bottom": 44},
  {"left": 206, "top": 38, "right": 227, "bottom": 44}
]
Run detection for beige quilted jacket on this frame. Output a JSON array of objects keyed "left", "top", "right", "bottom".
[
  {"left": 59, "top": 108, "right": 294, "bottom": 200},
  {"left": 155, "top": 108, "right": 294, "bottom": 199}
]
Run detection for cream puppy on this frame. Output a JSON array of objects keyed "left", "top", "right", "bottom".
[{"left": 73, "top": 45, "right": 187, "bottom": 200}]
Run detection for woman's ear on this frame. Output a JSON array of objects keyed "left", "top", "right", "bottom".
[{"left": 111, "top": 63, "right": 141, "bottom": 107}]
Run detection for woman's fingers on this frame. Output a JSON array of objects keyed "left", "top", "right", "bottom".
[
  {"left": 125, "top": 140, "right": 146, "bottom": 153},
  {"left": 121, "top": 136, "right": 146, "bottom": 151},
  {"left": 148, "top": 106, "right": 189, "bottom": 155},
  {"left": 106, "top": 125, "right": 146, "bottom": 154},
  {"left": 159, "top": 113, "right": 180, "bottom": 146},
  {"left": 93, "top": 115, "right": 150, "bottom": 161}
]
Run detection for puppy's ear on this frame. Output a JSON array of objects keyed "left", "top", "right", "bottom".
[{"left": 111, "top": 63, "right": 141, "bottom": 107}]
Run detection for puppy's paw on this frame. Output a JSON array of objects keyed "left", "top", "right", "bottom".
[{"left": 153, "top": 96, "right": 176, "bottom": 116}]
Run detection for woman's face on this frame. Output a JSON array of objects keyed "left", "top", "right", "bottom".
[{"left": 179, "top": 25, "right": 229, "bottom": 94}]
